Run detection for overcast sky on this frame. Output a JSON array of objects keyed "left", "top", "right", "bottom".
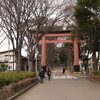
[{"left": 0, "top": 35, "right": 27, "bottom": 56}]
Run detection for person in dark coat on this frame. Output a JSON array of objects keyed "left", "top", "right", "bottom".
[
  {"left": 39, "top": 69, "right": 45, "bottom": 83},
  {"left": 47, "top": 68, "right": 51, "bottom": 81},
  {"left": 62, "top": 68, "right": 65, "bottom": 74}
]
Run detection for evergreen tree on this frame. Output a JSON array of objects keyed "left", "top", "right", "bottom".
[{"left": 74, "top": 0, "right": 100, "bottom": 71}]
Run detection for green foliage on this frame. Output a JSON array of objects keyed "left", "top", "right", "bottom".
[
  {"left": 74, "top": 0, "right": 100, "bottom": 33},
  {"left": 63, "top": 43, "right": 73, "bottom": 48},
  {"left": 59, "top": 48, "right": 67, "bottom": 64},
  {"left": 93, "top": 71, "right": 100, "bottom": 75},
  {"left": 0, "top": 63, "right": 7, "bottom": 69},
  {"left": 74, "top": 0, "right": 100, "bottom": 71},
  {"left": 0, "top": 71, "right": 36, "bottom": 88}
]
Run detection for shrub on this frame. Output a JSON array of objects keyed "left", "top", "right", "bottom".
[
  {"left": 0, "top": 63, "right": 7, "bottom": 71},
  {"left": 0, "top": 71, "right": 36, "bottom": 88},
  {"left": 1, "top": 63, "right": 8, "bottom": 69},
  {"left": 93, "top": 71, "right": 100, "bottom": 75}
]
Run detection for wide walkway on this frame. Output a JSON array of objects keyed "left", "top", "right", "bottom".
[{"left": 15, "top": 69, "right": 100, "bottom": 100}]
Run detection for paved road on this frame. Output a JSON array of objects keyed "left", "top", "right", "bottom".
[{"left": 15, "top": 70, "right": 100, "bottom": 100}]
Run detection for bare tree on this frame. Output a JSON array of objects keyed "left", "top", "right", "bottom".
[
  {"left": 62, "top": 0, "right": 77, "bottom": 30},
  {"left": 23, "top": 0, "right": 67, "bottom": 71},
  {"left": 0, "top": 0, "right": 67, "bottom": 71},
  {"left": 0, "top": 0, "right": 36, "bottom": 71}
]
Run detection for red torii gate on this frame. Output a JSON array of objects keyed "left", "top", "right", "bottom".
[{"left": 33, "top": 32, "right": 84, "bottom": 72}]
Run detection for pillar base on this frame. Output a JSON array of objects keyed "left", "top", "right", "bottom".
[{"left": 73, "top": 65, "right": 80, "bottom": 72}]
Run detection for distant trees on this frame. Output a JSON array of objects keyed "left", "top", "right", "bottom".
[
  {"left": 58, "top": 47, "right": 68, "bottom": 67},
  {"left": 62, "top": 43, "right": 73, "bottom": 68},
  {"left": 74, "top": 0, "right": 100, "bottom": 71},
  {"left": 46, "top": 43, "right": 58, "bottom": 67},
  {"left": 46, "top": 42, "right": 73, "bottom": 69}
]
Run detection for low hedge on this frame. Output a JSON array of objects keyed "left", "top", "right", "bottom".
[
  {"left": 0, "top": 71, "right": 36, "bottom": 88},
  {"left": 93, "top": 71, "right": 100, "bottom": 75}
]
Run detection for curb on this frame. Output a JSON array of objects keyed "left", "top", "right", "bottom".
[{"left": 7, "top": 80, "right": 39, "bottom": 100}]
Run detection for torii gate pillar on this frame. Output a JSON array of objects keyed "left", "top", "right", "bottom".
[
  {"left": 41, "top": 36, "right": 46, "bottom": 72},
  {"left": 73, "top": 40, "right": 80, "bottom": 72}
]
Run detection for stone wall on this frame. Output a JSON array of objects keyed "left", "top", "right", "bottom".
[
  {"left": 88, "top": 74, "right": 100, "bottom": 81},
  {"left": 0, "top": 76, "right": 38, "bottom": 100}
]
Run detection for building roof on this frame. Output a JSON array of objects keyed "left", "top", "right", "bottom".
[
  {"left": 32, "top": 30, "right": 73, "bottom": 34},
  {"left": 0, "top": 50, "right": 14, "bottom": 54}
]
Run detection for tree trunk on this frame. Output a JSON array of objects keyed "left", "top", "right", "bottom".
[
  {"left": 28, "top": 60, "right": 33, "bottom": 71},
  {"left": 28, "top": 47, "right": 34, "bottom": 71},
  {"left": 92, "top": 52, "right": 98, "bottom": 71},
  {"left": 15, "top": 45, "right": 22, "bottom": 72},
  {"left": 18, "top": 48, "right": 21, "bottom": 71}
]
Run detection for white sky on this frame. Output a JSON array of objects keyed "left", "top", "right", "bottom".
[{"left": 0, "top": 36, "right": 27, "bottom": 56}]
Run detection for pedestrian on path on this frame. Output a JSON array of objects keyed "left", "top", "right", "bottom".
[
  {"left": 47, "top": 68, "right": 51, "bottom": 81},
  {"left": 39, "top": 69, "right": 45, "bottom": 83},
  {"left": 62, "top": 68, "right": 65, "bottom": 74}
]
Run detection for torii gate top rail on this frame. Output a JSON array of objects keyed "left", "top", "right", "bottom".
[{"left": 39, "top": 33, "right": 74, "bottom": 43}]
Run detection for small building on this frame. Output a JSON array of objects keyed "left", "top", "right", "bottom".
[{"left": 0, "top": 50, "right": 28, "bottom": 71}]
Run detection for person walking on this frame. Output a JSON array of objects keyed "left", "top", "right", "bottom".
[
  {"left": 62, "top": 68, "right": 65, "bottom": 74},
  {"left": 39, "top": 69, "right": 45, "bottom": 83},
  {"left": 47, "top": 68, "right": 51, "bottom": 81}
]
